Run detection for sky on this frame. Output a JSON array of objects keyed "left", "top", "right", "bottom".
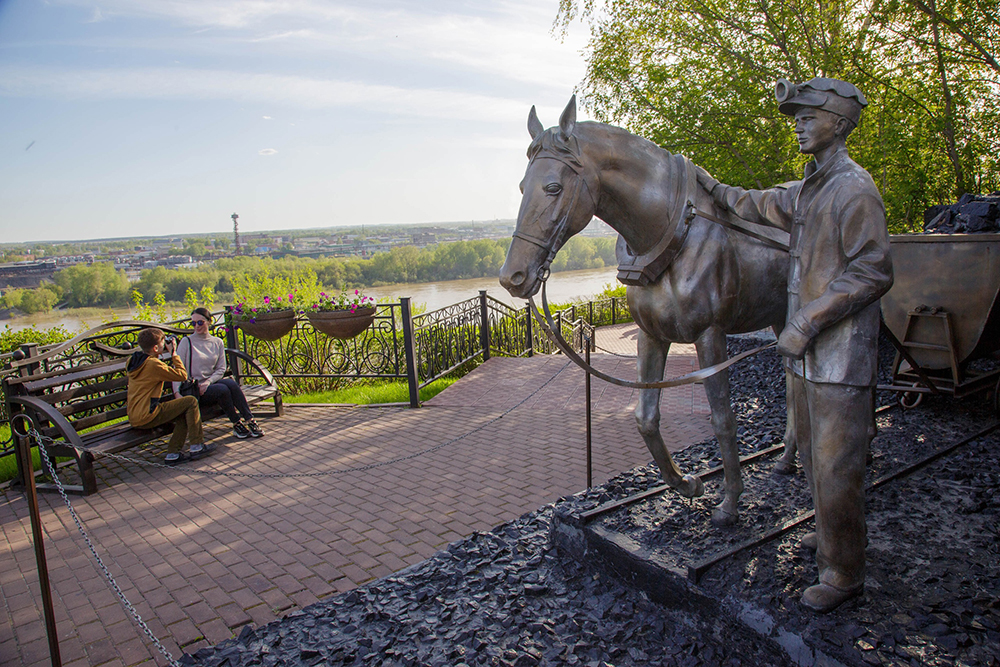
[{"left": 0, "top": 0, "right": 592, "bottom": 244}]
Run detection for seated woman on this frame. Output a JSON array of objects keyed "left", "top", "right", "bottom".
[{"left": 172, "top": 307, "right": 264, "bottom": 439}]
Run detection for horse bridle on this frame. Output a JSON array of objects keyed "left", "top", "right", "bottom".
[{"left": 513, "top": 154, "right": 599, "bottom": 283}]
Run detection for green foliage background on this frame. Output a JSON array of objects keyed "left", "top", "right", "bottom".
[
  {"left": 557, "top": 0, "right": 1000, "bottom": 232},
  {"left": 0, "top": 324, "right": 73, "bottom": 354}
]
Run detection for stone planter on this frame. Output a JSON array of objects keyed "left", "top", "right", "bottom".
[
  {"left": 307, "top": 307, "right": 377, "bottom": 340},
  {"left": 235, "top": 309, "right": 297, "bottom": 342}
]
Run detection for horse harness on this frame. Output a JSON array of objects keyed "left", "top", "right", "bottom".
[
  {"left": 513, "top": 153, "right": 599, "bottom": 284},
  {"left": 517, "top": 152, "right": 787, "bottom": 388}
]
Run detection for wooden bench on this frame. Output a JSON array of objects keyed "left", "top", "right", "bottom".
[{"left": 3, "top": 322, "right": 283, "bottom": 495}]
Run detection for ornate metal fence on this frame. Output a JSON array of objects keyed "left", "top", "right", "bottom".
[
  {"left": 224, "top": 302, "right": 413, "bottom": 397},
  {"left": 1, "top": 292, "right": 626, "bottom": 465},
  {"left": 413, "top": 292, "right": 534, "bottom": 388}
]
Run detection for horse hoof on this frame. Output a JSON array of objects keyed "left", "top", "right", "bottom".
[
  {"left": 678, "top": 474, "right": 704, "bottom": 498},
  {"left": 773, "top": 459, "right": 796, "bottom": 475},
  {"left": 711, "top": 506, "right": 738, "bottom": 527}
]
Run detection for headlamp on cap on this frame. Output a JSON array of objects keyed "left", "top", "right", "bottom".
[
  {"left": 774, "top": 77, "right": 868, "bottom": 127},
  {"left": 775, "top": 79, "right": 799, "bottom": 105}
]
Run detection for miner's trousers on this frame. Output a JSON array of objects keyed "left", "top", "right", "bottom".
[{"left": 791, "top": 374, "right": 872, "bottom": 591}]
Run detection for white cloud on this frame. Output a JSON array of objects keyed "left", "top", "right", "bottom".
[
  {"left": 46, "top": 0, "right": 588, "bottom": 89},
  {"left": 0, "top": 65, "right": 535, "bottom": 122},
  {"left": 262, "top": 115, "right": 271, "bottom": 119},
  {"left": 258, "top": 148, "right": 277, "bottom": 155}
]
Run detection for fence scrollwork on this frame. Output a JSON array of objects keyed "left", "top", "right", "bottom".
[{"left": 1, "top": 293, "right": 629, "bottom": 464}]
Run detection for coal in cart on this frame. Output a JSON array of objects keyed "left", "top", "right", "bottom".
[{"left": 880, "top": 232, "right": 1000, "bottom": 412}]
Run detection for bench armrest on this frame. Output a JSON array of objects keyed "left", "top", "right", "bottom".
[
  {"left": 8, "top": 395, "right": 87, "bottom": 450},
  {"left": 224, "top": 348, "right": 279, "bottom": 388}
]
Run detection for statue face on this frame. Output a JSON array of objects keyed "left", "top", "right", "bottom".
[{"left": 793, "top": 107, "right": 842, "bottom": 155}]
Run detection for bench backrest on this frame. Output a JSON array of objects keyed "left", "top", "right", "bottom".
[{"left": 4, "top": 356, "right": 133, "bottom": 438}]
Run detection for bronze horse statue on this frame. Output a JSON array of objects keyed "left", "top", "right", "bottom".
[{"left": 500, "top": 97, "right": 794, "bottom": 525}]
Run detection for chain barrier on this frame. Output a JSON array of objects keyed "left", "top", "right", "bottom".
[
  {"left": 592, "top": 342, "right": 636, "bottom": 359},
  {"left": 29, "top": 431, "right": 183, "bottom": 667}
]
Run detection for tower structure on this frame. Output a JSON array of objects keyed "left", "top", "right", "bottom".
[{"left": 231, "top": 213, "right": 241, "bottom": 256}]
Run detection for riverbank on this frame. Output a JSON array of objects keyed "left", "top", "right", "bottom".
[{"left": 0, "top": 266, "right": 621, "bottom": 333}]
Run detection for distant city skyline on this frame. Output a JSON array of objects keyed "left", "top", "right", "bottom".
[
  {"left": 0, "top": 0, "right": 591, "bottom": 243},
  {"left": 1, "top": 217, "right": 519, "bottom": 248}
]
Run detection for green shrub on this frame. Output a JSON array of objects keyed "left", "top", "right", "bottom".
[{"left": 0, "top": 324, "right": 73, "bottom": 354}]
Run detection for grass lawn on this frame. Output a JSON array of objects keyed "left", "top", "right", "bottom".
[
  {"left": 0, "top": 422, "right": 81, "bottom": 486},
  {"left": 285, "top": 377, "right": 458, "bottom": 405}
]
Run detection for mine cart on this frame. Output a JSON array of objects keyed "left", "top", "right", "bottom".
[{"left": 880, "top": 233, "right": 1000, "bottom": 411}]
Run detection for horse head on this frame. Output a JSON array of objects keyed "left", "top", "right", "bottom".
[{"left": 500, "top": 96, "right": 599, "bottom": 299}]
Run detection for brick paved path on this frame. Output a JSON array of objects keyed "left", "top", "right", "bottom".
[{"left": 1, "top": 324, "right": 712, "bottom": 666}]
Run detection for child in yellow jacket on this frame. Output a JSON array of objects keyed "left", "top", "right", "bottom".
[{"left": 127, "top": 328, "right": 216, "bottom": 464}]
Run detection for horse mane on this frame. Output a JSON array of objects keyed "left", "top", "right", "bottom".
[{"left": 526, "top": 128, "right": 583, "bottom": 168}]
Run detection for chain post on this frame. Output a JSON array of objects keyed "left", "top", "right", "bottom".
[
  {"left": 12, "top": 417, "right": 61, "bottom": 666},
  {"left": 31, "top": 430, "right": 182, "bottom": 667},
  {"left": 584, "top": 335, "right": 592, "bottom": 488}
]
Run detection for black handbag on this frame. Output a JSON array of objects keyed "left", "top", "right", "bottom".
[{"left": 178, "top": 339, "right": 200, "bottom": 397}]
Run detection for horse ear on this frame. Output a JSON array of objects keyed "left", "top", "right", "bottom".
[
  {"left": 558, "top": 95, "right": 577, "bottom": 140},
  {"left": 528, "top": 105, "right": 543, "bottom": 140}
]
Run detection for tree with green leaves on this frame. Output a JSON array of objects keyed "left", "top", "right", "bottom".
[
  {"left": 53, "top": 262, "right": 131, "bottom": 308},
  {"left": 557, "top": 0, "right": 999, "bottom": 230}
]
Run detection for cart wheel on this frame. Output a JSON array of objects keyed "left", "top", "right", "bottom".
[{"left": 900, "top": 391, "right": 923, "bottom": 409}]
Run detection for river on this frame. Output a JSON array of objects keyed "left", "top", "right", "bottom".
[
  {"left": 364, "top": 266, "right": 620, "bottom": 313},
  {"left": 0, "top": 266, "right": 622, "bottom": 333}
]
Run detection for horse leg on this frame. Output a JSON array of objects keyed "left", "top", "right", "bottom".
[
  {"left": 696, "top": 327, "right": 742, "bottom": 526},
  {"left": 773, "top": 323, "right": 798, "bottom": 475},
  {"left": 635, "top": 331, "right": 704, "bottom": 498}
]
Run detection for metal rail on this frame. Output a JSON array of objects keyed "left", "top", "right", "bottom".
[
  {"left": 683, "top": 417, "right": 999, "bottom": 583},
  {"left": 572, "top": 401, "right": 998, "bottom": 584}
]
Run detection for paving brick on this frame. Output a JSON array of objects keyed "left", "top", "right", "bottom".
[{"left": 0, "top": 327, "right": 715, "bottom": 667}]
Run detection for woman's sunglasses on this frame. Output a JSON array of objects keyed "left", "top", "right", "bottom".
[{"left": 191, "top": 319, "right": 209, "bottom": 326}]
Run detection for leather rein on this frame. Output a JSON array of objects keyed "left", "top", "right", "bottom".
[{"left": 528, "top": 282, "right": 776, "bottom": 389}]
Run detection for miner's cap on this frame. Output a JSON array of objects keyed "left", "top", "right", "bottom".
[{"left": 775, "top": 77, "right": 868, "bottom": 126}]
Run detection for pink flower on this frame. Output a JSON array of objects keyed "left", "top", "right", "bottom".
[{"left": 263, "top": 297, "right": 270, "bottom": 305}]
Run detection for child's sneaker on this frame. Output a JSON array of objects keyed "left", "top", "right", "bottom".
[
  {"left": 233, "top": 420, "right": 251, "bottom": 439},
  {"left": 189, "top": 442, "right": 217, "bottom": 460},
  {"left": 247, "top": 419, "right": 264, "bottom": 438},
  {"left": 165, "top": 452, "right": 191, "bottom": 465}
]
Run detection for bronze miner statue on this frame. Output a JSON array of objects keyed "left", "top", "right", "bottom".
[
  {"left": 500, "top": 96, "right": 795, "bottom": 528},
  {"left": 698, "top": 78, "right": 894, "bottom": 611}
]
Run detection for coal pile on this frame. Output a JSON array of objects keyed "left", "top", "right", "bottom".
[
  {"left": 553, "top": 336, "right": 1000, "bottom": 667},
  {"left": 924, "top": 193, "right": 1000, "bottom": 234},
  {"left": 184, "top": 507, "right": 788, "bottom": 666},
  {"left": 184, "top": 335, "right": 999, "bottom": 667}
]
